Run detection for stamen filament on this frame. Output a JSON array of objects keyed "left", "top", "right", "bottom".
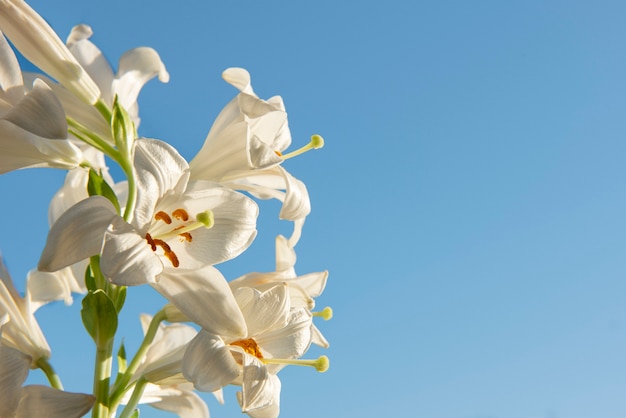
[
  {"left": 280, "top": 134, "right": 324, "bottom": 160},
  {"left": 156, "top": 210, "right": 214, "bottom": 240},
  {"left": 262, "top": 355, "right": 329, "bottom": 372},
  {"left": 312, "top": 306, "right": 333, "bottom": 320}
]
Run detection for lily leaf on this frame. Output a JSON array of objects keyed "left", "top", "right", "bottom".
[
  {"left": 87, "top": 168, "right": 121, "bottom": 214},
  {"left": 81, "top": 289, "right": 118, "bottom": 347}
]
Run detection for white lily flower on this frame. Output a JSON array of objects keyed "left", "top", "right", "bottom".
[
  {"left": 38, "top": 139, "right": 256, "bottom": 337},
  {"left": 127, "top": 382, "right": 210, "bottom": 418},
  {"left": 189, "top": 68, "right": 316, "bottom": 225},
  {"left": 230, "top": 235, "right": 330, "bottom": 348},
  {"left": 0, "top": 31, "right": 82, "bottom": 174},
  {"left": 0, "top": 0, "right": 100, "bottom": 104},
  {"left": 0, "top": 346, "right": 95, "bottom": 418},
  {"left": 183, "top": 285, "right": 320, "bottom": 418},
  {"left": 0, "top": 255, "right": 50, "bottom": 363}
]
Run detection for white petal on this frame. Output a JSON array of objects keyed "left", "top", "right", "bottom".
[
  {"left": 182, "top": 330, "right": 240, "bottom": 393},
  {"left": 66, "top": 24, "right": 114, "bottom": 105},
  {"left": 112, "top": 46, "right": 169, "bottom": 122},
  {"left": 0, "top": 120, "right": 82, "bottom": 174},
  {"left": 16, "top": 385, "right": 95, "bottom": 418},
  {"left": 255, "top": 308, "right": 312, "bottom": 363},
  {"left": 26, "top": 268, "right": 74, "bottom": 311},
  {"left": 164, "top": 181, "right": 258, "bottom": 267},
  {"left": 223, "top": 67, "right": 253, "bottom": 94},
  {"left": 237, "top": 354, "right": 281, "bottom": 418},
  {"left": 145, "top": 384, "right": 210, "bottom": 418},
  {"left": 0, "top": 0, "right": 100, "bottom": 103},
  {"left": 154, "top": 266, "right": 247, "bottom": 340},
  {"left": 133, "top": 138, "right": 189, "bottom": 229},
  {"left": 100, "top": 216, "right": 163, "bottom": 286},
  {"left": 4, "top": 78, "right": 67, "bottom": 139},
  {"left": 0, "top": 346, "right": 30, "bottom": 418},
  {"left": 234, "top": 286, "right": 289, "bottom": 338},
  {"left": 310, "top": 323, "right": 330, "bottom": 349},
  {"left": 0, "top": 31, "right": 24, "bottom": 105},
  {"left": 48, "top": 168, "right": 89, "bottom": 226},
  {"left": 39, "top": 196, "right": 118, "bottom": 272},
  {"left": 274, "top": 235, "right": 296, "bottom": 272}
]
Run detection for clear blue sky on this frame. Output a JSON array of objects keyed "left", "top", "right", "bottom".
[{"left": 1, "top": 0, "right": 626, "bottom": 417}]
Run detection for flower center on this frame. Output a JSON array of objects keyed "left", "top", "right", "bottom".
[
  {"left": 230, "top": 338, "right": 263, "bottom": 359},
  {"left": 145, "top": 208, "right": 214, "bottom": 268}
]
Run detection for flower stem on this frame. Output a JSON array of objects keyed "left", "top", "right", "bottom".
[
  {"left": 35, "top": 357, "right": 63, "bottom": 390},
  {"left": 119, "top": 156, "right": 136, "bottom": 222},
  {"left": 118, "top": 377, "right": 148, "bottom": 418},
  {"left": 109, "top": 309, "right": 166, "bottom": 410},
  {"left": 92, "top": 340, "right": 113, "bottom": 418}
]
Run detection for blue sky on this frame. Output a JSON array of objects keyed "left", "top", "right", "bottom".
[{"left": 1, "top": 0, "right": 626, "bottom": 417}]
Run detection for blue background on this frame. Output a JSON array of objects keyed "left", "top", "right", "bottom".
[{"left": 1, "top": 0, "right": 626, "bottom": 417}]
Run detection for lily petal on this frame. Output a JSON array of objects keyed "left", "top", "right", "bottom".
[
  {"left": 154, "top": 266, "right": 247, "bottom": 340},
  {"left": 39, "top": 196, "right": 117, "bottom": 272},
  {"left": 16, "top": 385, "right": 95, "bottom": 418},
  {"left": 0, "top": 346, "right": 30, "bottom": 417},
  {"left": 4, "top": 78, "right": 67, "bottom": 139},
  {"left": 133, "top": 138, "right": 189, "bottom": 230},
  {"left": 66, "top": 24, "right": 114, "bottom": 105},
  {"left": 0, "top": 119, "right": 82, "bottom": 174},
  {"left": 139, "top": 383, "right": 209, "bottom": 418},
  {"left": 237, "top": 353, "right": 281, "bottom": 418},
  {"left": 0, "top": 31, "right": 23, "bottom": 105},
  {"left": 182, "top": 330, "right": 240, "bottom": 393},
  {"left": 0, "top": 0, "right": 100, "bottom": 104},
  {"left": 100, "top": 216, "right": 163, "bottom": 286},
  {"left": 234, "top": 286, "right": 290, "bottom": 338},
  {"left": 112, "top": 46, "right": 169, "bottom": 123}
]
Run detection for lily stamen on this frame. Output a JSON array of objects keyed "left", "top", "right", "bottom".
[
  {"left": 278, "top": 134, "right": 324, "bottom": 160},
  {"left": 156, "top": 210, "right": 214, "bottom": 240},
  {"left": 312, "top": 306, "right": 333, "bottom": 320},
  {"left": 261, "top": 355, "right": 329, "bottom": 373}
]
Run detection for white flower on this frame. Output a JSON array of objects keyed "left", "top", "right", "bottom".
[
  {"left": 189, "top": 68, "right": 318, "bottom": 226},
  {"left": 230, "top": 234, "right": 330, "bottom": 348},
  {"left": 0, "top": 0, "right": 100, "bottom": 104},
  {"left": 183, "top": 285, "right": 321, "bottom": 418},
  {"left": 0, "top": 31, "right": 82, "bottom": 174},
  {"left": 0, "top": 345, "right": 95, "bottom": 418}
]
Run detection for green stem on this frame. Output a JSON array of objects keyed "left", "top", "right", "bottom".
[
  {"left": 109, "top": 309, "right": 166, "bottom": 410},
  {"left": 95, "top": 99, "right": 113, "bottom": 124},
  {"left": 67, "top": 117, "right": 118, "bottom": 159},
  {"left": 35, "top": 358, "right": 63, "bottom": 390},
  {"left": 118, "top": 377, "right": 148, "bottom": 418},
  {"left": 120, "top": 158, "right": 137, "bottom": 222},
  {"left": 92, "top": 340, "right": 113, "bottom": 418}
]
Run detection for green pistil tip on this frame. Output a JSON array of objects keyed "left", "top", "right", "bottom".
[
  {"left": 313, "top": 306, "right": 333, "bottom": 320},
  {"left": 310, "top": 134, "right": 324, "bottom": 149},
  {"left": 196, "top": 210, "right": 214, "bottom": 228},
  {"left": 316, "top": 355, "right": 330, "bottom": 373}
]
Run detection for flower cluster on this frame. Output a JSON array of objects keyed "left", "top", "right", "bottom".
[{"left": 0, "top": 1, "right": 330, "bottom": 417}]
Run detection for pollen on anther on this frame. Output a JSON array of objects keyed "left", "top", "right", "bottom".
[
  {"left": 172, "top": 208, "right": 189, "bottom": 221},
  {"left": 179, "top": 232, "right": 192, "bottom": 242},
  {"left": 154, "top": 211, "right": 172, "bottom": 224},
  {"left": 274, "top": 150, "right": 283, "bottom": 157},
  {"left": 153, "top": 238, "right": 180, "bottom": 268},
  {"left": 231, "top": 338, "right": 263, "bottom": 359},
  {"left": 145, "top": 233, "right": 157, "bottom": 251}
]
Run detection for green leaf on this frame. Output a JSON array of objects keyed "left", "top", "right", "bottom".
[
  {"left": 81, "top": 290, "right": 118, "bottom": 347},
  {"left": 113, "top": 285, "right": 127, "bottom": 313},
  {"left": 84, "top": 264, "right": 97, "bottom": 292},
  {"left": 87, "top": 168, "right": 121, "bottom": 214},
  {"left": 111, "top": 95, "right": 136, "bottom": 154},
  {"left": 130, "top": 409, "right": 140, "bottom": 418},
  {"left": 117, "top": 341, "right": 127, "bottom": 374}
]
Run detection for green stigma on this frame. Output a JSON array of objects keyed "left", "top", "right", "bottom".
[
  {"left": 312, "top": 306, "right": 333, "bottom": 320},
  {"left": 280, "top": 134, "right": 325, "bottom": 160}
]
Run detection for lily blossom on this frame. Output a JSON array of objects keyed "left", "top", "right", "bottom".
[
  {"left": 0, "top": 31, "right": 82, "bottom": 174},
  {"left": 0, "top": 0, "right": 100, "bottom": 104},
  {"left": 189, "top": 68, "right": 316, "bottom": 226},
  {"left": 230, "top": 235, "right": 330, "bottom": 348},
  {"left": 38, "top": 139, "right": 256, "bottom": 337},
  {"left": 183, "top": 285, "right": 320, "bottom": 418},
  {"left": 0, "top": 345, "right": 95, "bottom": 418}
]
